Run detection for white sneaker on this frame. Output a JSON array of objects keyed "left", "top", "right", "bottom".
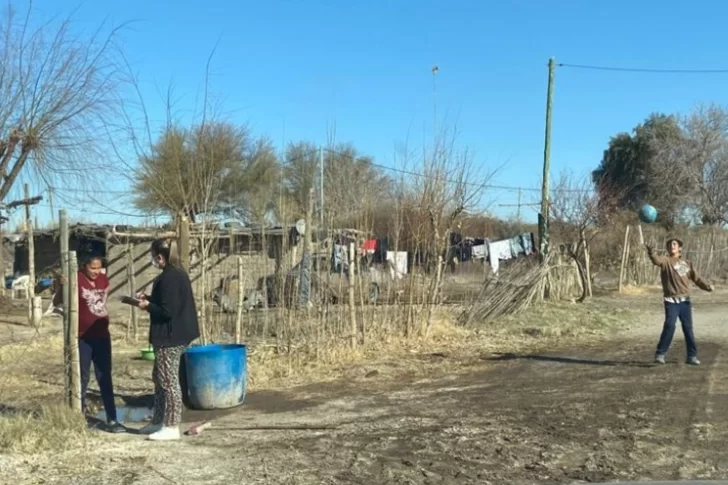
[
  {"left": 138, "top": 422, "right": 163, "bottom": 435},
  {"left": 148, "top": 426, "right": 181, "bottom": 441}
]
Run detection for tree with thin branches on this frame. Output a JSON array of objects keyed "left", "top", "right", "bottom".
[{"left": 0, "top": 3, "right": 124, "bottom": 204}]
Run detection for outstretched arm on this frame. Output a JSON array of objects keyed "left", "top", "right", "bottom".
[
  {"left": 689, "top": 262, "right": 714, "bottom": 292},
  {"left": 646, "top": 245, "right": 666, "bottom": 267}
]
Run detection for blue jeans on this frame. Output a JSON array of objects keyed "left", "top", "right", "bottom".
[
  {"left": 656, "top": 301, "right": 697, "bottom": 358},
  {"left": 79, "top": 338, "right": 118, "bottom": 422}
]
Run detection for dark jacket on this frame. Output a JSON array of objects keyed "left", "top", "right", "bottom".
[{"left": 147, "top": 265, "right": 200, "bottom": 347}]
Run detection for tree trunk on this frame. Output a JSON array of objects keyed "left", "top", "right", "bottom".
[
  {"left": 567, "top": 244, "right": 588, "bottom": 303},
  {"left": 580, "top": 230, "right": 592, "bottom": 298}
]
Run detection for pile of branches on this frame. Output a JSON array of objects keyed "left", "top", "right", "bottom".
[{"left": 458, "top": 252, "right": 552, "bottom": 325}]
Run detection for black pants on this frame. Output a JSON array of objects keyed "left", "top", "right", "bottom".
[
  {"left": 79, "top": 337, "right": 118, "bottom": 422},
  {"left": 656, "top": 300, "right": 697, "bottom": 358}
]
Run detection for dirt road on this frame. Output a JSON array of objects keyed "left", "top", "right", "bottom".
[{"left": 11, "top": 291, "right": 728, "bottom": 484}]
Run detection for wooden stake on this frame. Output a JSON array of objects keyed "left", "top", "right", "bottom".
[
  {"left": 59, "top": 210, "right": 70, "bottom": 405},
  {"left": 126, "top": 242, "right": 139, "bottom": 341},
  {"left": 348, "top": 242, "right": 357, "bottom": 348},
  {"left": 0, "top": 231, "right": 4, "bottom": 299},
  {"left": 235, "top": 256, "right": 244, "bottom": 344},
  {"left": 68, "top": 250, "right": 82, "bottom": 412},
  {"left": 31, "top": 296, "right": 42, "bottom": 328},
  {"left": 618, "top": 225, "right": 630, "bottom": 293},
  {"left": 24, "top": 184, "right": 36, "bottom": 326}
]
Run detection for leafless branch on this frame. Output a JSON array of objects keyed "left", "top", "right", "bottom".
[{"left": 0, "top": 3, "right": 126, "bottom": 203}]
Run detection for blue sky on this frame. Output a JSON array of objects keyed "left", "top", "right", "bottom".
[{"left": 13, "top": 0, "right": 728, "bottom": 229}]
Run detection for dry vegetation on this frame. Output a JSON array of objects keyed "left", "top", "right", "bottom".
[{"left": 3, "top": 3, "right": 728, "bottom": 484}]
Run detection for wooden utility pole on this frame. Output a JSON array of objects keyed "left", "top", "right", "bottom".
[
  {"left": 59, "top": 210, "right": 70, "bottom": 404},
  {"left": 67, "top": 250, "right": 82, "bottom": 412},
  {"left": 539, "top": 57, "right": 556, "bottom": 262}
]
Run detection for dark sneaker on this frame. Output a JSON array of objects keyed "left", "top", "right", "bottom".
[
  {"left": 686, "top": 357, "right": 701, "bottom": 366},
  {"left": 106, "top": 421, "right": 127, "bottom": 434},
  {"left": 654, "top": 354, "right": 666, "bottom": 364}
]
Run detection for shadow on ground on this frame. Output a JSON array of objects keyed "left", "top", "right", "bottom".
[{"left": 486, "top": 352, "right": 657, "bottom": 368}]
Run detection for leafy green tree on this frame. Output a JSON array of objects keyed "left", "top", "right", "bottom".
[{"left": 592, "top": 113, "right": 684, "bottom": 226}]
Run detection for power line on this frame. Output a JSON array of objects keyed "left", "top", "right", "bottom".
[
  {"left": 32, "top": 203, "right": 160, "bottom": 219},
  {"left": 48, "top": 186, "right": 133, "bottom": 196},
  {"left": 558, "top": 63, "right": 728, "bottom": 74},
  {"left": 322, "top": 147, "right": 592, "bottom": 194}
]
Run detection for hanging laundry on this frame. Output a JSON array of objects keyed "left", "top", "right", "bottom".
[
  {"left": 332, "top": 245, "right": 349, "bottom": 273},
  {"left": 449, "top": 232, "right": 463, "bottom": 247},
  {"left": 362, "top": 239, "right": 377, "bottom": 254},
  {"left": 386, "top": 251, "right": 408, "bottom": 279},
  {"left": 520, "top": 232, "right": 535, "bottom": 255},
  {"left": 374, "top": 238, "right": 389, "bottom": 264},
  {"left": 461, "top": 237, "right": 475, "bottom": 262},
  {"left": 509, "top": 235, "right": 524, "bottom": 257},
  {"left": 488, "top": 239, "right": 513, "bottom": 273},
  {"left": 288, "top": 226, "right": 301, "bottom": 247},
  {"left": 471, "top": 244, "right": 487, "bottom": 260}
]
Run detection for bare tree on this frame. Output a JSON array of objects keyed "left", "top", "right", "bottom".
[
  {"left": 282, "top": 141, "right": 392, "bottom": 224},
  {"left": 551, "top": 170, "right": 623, "bottom": 301},
  {"left": 406, "top": 126, "right": 491, "bottom": 332},
  {"left": 133, "top": 121, "right": 278, "bottom": 223},
  {"left": 650, "top": 103, "right": 728, "bottom": 226},
  {"left": 0, "top": 3, "right": 124, "bottom": 204}
]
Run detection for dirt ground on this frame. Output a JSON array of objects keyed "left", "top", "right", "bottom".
[{"left": 3, "top": 289, "right": 728, "bottom": 484}]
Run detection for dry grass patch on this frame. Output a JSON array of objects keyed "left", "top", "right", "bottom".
[
  {"left": 0, "top": 405, "right": 90, "bottom": 454},
  {"left": 620, "top": 284, "right": 661, "bottom": 296},
  {"left": 484, "top": 299, "right": 635, "bottom": 351}
]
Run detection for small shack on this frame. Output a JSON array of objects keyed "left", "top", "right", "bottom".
[{"left": 12, "top": 222, "right": 296, "bottom": 297}]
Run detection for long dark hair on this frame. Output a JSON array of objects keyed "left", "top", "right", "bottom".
[{"left": 151, "top": 239, "right": 180, "bottom": 267}]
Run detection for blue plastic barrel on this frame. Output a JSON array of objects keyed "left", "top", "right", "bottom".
[{"left": 184, "top": 343, "right": 247, "bottom": 410}]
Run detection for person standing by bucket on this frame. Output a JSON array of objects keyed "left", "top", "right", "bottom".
[
  {"left": 136, "top": 239, "right": 199, "bottom": 441},
  {"left": 53, "top": 255, "right": 125, "bottom": 433}
]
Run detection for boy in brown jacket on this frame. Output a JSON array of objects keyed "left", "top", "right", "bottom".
[{"left": 646, "top": 237, "right": 713, "bottom": 365}]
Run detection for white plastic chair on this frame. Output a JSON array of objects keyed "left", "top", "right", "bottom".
[{"left": 11, "top": 275, "right": 29, "bottom": 299}]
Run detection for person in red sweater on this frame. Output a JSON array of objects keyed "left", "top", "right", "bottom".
[{"left": 55, "top": 255, "right": 125, "bottom": 433}]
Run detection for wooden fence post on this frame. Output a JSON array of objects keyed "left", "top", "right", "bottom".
[
  {"left": 618, "top": 225, "right": 631, "bottom": 293},
  {"left": 59, "top": 210, "right": 70, "bottom": 405},
  {"left": 348, "top": 242, "right": 357, "bottom": 348},
  {"left": 235, "top": 256, "right": 244, "bottom": 344},
  {"left": 25, "top": 184, "right": 36, "bottom": 326},
  {"left": 127, "top": 242, "right": 139, "bottom": 341},
  {"left": 68, "top": 251, "right": 82, "bottom": 412}
]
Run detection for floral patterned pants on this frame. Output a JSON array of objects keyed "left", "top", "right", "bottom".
[{"left": 151, "top": 345, "right": 186, "bottom": 427}]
